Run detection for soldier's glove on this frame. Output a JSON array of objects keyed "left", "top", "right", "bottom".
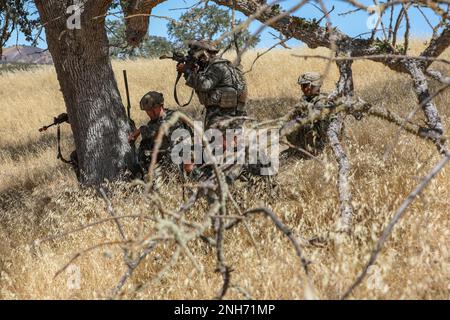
[{"left": 176, "top": 62, "right": 187, "bottom": 74}]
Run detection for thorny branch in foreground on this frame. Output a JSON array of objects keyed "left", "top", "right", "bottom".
[{"left": 43, "top": 93, "right": 447, "bottom": 299}]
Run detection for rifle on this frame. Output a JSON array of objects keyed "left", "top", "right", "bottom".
[
  {"left": 38, "top": 113, "right": 73, "bottom": 164},
  {"left": 38, "top": 113, "right": 69, "bottom": 132},
  {"left": 160, "top": 50, "right": 197, "bottom": 66},
  {"left": 123, "top": 70, "right": 132, "bottom": 121},
  {"left": 123, "top": 70, "right": 142, "bottom": 176},
  {"left": 160, "top": 50, "right": 196, "bottom": 108}
]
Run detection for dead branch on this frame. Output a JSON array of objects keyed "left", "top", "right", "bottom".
[
  {"left": 291, "top": 53, "right": 450, "bottom": 66},
  {"left": 426, "top": 69, "right": 450, "bottom": 84},
  {"left": 36, "top": 214, "right": 156, "bottom": 244},
  {"left": 99, "top": 188, "right": 127, "bottom": 241},
  {"left": 327, "top": 115, "right": 353, "bottom": 233},
  {"left": 111, "top": 242, "right": 157, "bottom": 298},
  {"left": 382, "top": 83, "right": 450, "bottom": 159},
  {"left": 54, "top": 240, "right": 132, "bottom": 279},
  {"left": 243, "top": 37, "right": 291, "bottom": 74},
  {"left": 330, "top": 60, "right": 354, "bottom": 233},
  {"left": 404, "top": 60, "right": 448, "bottom": 152}
]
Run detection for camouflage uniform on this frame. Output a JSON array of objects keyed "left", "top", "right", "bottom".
[
  {"left": 137, "top": 92, "right": 191, "bottom": 174},
  {"left": 184, "top": 41, "right": 247, "bottom": 132},
  {"left": 182, "top": 41, "right": 248, "bottom": 184},
  {"left": 286, "top": 72, "right": 334, "bottom": 155}
]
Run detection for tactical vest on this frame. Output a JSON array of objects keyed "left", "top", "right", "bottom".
[
  {"left": 197, "top": 58, "right": 247, "bottom": 109},
  {"left": 138, "top": 110, "right": 177, "bottom": 169}
]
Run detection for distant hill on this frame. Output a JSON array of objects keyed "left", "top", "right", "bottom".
[{"left": 0, "top": 45, "right": 53, "bottom": 65}]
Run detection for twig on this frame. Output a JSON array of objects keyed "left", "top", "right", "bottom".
[
  {"left": 243, "top": 37, "right": 291, "bottom": 74},
  {"left": 111, "top": 242, "right": 157, "bottom": 298},
  {"left": 99, "top": 187, "right": 127, "bottom": 241},
  {"left": 225, "top": 207, "right": 317, "bottom": 299},
  {"left": 54, "top": 240, "right": 131, "bottom": 279}
]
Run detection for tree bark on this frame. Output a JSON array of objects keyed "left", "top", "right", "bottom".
[
  {"left": 335, "top": 60, "right": 354, "bottom": 97},
  {"left": 403, "top": 59, "right": 447, "bottom": 152},
  {"left": 35, "top": 0, "right": 133, "bottom": 186},
  {"left": 328, "top": 60, "right": 354, "bottom": 233},
  {"left": 328, "top": 114, "right": 352, "bottom": 232},
  {"left": 121, "top": 0, "right": 166, "bottom": 46},
  {"left": 0, "top": 13, "right": 10, "bottom": 59}
]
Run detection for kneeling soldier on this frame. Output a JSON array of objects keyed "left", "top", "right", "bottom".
[
  {"left": 286, "top": 72, "right": 334, "bottom": 155},
  {"left": 129, "top": 91, "right": 193, "bottom": 179}
]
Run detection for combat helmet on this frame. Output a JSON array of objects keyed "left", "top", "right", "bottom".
[
  {"left": 140, "top": 91, "right": 164, "bottom": 110},
  {"left": 298, "top": 72, "right": 322, "bottom": 87},
  {"left": 188, "top": 40, "right": 219, "bottom": 53}
]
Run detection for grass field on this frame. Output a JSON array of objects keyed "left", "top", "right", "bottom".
[{"left": 0, "top": 43, "right": 449, "bottom": 299}]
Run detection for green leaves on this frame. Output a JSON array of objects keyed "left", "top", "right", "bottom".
[
  {"left": 0, "top": 0, "right": 39, "bottom": 49},
  {"left": 167, "top": 4, "right": 260, "bottom": 50},
  {"left": 106, "top": 18, "right": 174, "bottom": 59},
  {"left": 106, "top": 3, "right": 260, "bottom": 59}
]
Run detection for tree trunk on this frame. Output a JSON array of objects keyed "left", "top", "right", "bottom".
[
  {"left": 328, "top": 60, "right": 355, "bottom": 233},
  {"left": 35, "top": 0, "right": 133, "bottom": 186}
]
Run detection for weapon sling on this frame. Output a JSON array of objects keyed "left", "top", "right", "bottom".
[
  {"left": 56, "top": 125, "right": 74, "bottom": 165},
  {"left": 174, "top": 71, "right": 195, "bottom": 108}
]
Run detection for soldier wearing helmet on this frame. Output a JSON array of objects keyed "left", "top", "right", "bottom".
[
  {"left": 298, "top": 72, "right": 323, "bottom": 97},
  {"left": 176, "top": 39, "right": 248, "bottom": 131},
  {"left": 175, "top": 40, "right": 249, "bottom": 183},
  {"left": 286, "top": 72, "right": 333, "bottom": 155},
  {"left": 129, "top": 91, "right": 193, "bottom": 175}
]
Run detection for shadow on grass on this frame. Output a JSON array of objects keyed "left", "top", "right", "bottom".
[{"left": 0, "top": 133, "right": 75, "bottom": 162}]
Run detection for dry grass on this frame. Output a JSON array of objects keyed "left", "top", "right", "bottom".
[{"left": 0, "top": 42, "right": 449, "bottom": 299}]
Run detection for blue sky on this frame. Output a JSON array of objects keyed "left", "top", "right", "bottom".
[{"left": 5, "top": 0, "right": 443, "bottom": 49}]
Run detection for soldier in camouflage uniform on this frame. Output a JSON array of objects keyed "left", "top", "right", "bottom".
[
  {"left": 129, "top": 91, "right": 193, "bottom": 177},
  {"left": 176, "top": 40, "right": 248, "bottom": 183},
  {"left": 286, "top": 72, "right": 334, "bottom": 155},
  {"left": 177, "top": 40, "right": 248, "bottom": 132}
]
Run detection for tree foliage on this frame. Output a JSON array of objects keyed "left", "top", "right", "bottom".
[
  {"left": 107, "top": 19, "right": 173, "bottom": 59},
  {"left": 167, "top": 4, "right": 260, "bottom": 50},
  {"left": 0, "top": 0, "right": 39, "bottom": 58},
  {"left": 107, "top": 4, "right": 259, "bottom": 59}
]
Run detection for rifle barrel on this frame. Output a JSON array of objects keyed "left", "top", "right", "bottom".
[
  {"left": 123, "top": 70, "right": 132, "bottom": 119},
  {"left": 38, "top": 122, "right": 56, "bottom": 132}
]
